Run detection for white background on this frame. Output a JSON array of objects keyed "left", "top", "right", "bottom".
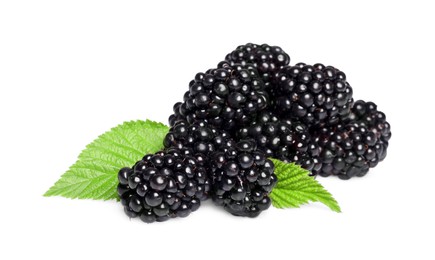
[{"left": 1, "top": 0, "right": 434, "bottom": 259}]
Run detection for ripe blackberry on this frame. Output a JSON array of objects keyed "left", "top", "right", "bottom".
[
  {"left": 225, "top": 43, "right": 290, "bottom": 87},
  {"left": 163, "top": 121, "right": 228, "bottom": 157},
  {"left": 273, "top": 63, "right": 354, "bottom": 127},
  {"left": 311, "top": 100, "right": 391, "bottom": 179},
  {"left": 211, "top": 140, "right": 277, "bottom": 217},
  {"left": 168, "top": 63, "right": 269, "bottom": 132},
  {"left": 236, "top": 111, "right": 321, "bottom": 172},
  {"left": 117, "top": 149, "right": 209, "bottom": 223},
  {"left": 347, "top": 100, "right": 392, "bottom": 140}
]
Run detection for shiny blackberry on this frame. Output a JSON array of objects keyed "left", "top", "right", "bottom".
[
  {"left": 225, "top": 43, "right": 291, "bottom": 87},
  {"left": 163, "top": 121, "right": 229, "bottom": 156},
  {"left": 236, "top": 111, "right": 321, "bottom": 172},
  {"left": 312, "top": 100, "right": 391, "bottom": 179},
  {"left": 117, "top": 149, "right": 209, "bottom": 223},
  {"left": 273, "top": 63, "right": 354, "bottom": 127},
  {"left": 211, "top": 140, "right": 277, "bottom": 217},
  {"left": 168, "top": 63, "right": 269, "bottom": 131},
  {"left": 347, "top": 100, "right": 392, "bottom": 142}
]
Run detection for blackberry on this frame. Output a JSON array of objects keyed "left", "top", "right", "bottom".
[
  {"left": 117, "top": 149, "right": 209, "bottom": 223},
  {"left": 169, "top": 63, "right": 269, "bottom": 132},
  {"left": 225, "top": 43, "right": 290, "bottom": 87},
  {"left": 312, "top": 100, "right": 391, "bottom": 179},
  {"left": 273, "top": 63, "right": 354, "bottom": 128},
  {"left": 211, "top": 140, "right": 277, "bottom": 217},
  {"left": 347, "top": 100, "right": 392, "bottom": 139},
  {"left": 163, "top": 121, "right": 228, "bottom": 157},
  {"left": 236, "top": 111, "right": 321, "bottom": 172}
]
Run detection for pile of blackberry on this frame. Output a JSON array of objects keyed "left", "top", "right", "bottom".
[{"left": 118, "top": 43, "right": 391, "bottom": 222}]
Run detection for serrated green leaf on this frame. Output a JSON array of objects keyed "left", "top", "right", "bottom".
[
  {"left": 44, "top": 120, "right": 169, "bottom": 200},
  {"left": 270, "top": 159, "right": 341, "bottom": 212}
]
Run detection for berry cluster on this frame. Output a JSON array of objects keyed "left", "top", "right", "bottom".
[{"left": 118, "top": 43, "right": 391, "bottom": 222}]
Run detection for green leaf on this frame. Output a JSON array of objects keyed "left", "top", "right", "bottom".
[
  {"left": 269, "top": 159, "right": 341, "bottom": 212},
  {"left": 44, "top": 120, "right": 169, "bottom": 200}
]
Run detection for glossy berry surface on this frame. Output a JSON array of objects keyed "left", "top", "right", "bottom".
[
  {"left": 168, "top": 62, "right": 269, "bottom": 132},
  {"left": 311, "top": 100, "right": 391, "bottom": 179},
  {"left": 273, "top": 63, "right": 354, "bottom": 128},
  {"left": 225, "top": 43, "right": 291, "bottom": 87},
  {"left": 236, "top": 111, "right": 321, "bottom": 172},
  {"left": 117, "top": 149, "right": 210, "bottom": 223},
  {"left": 211, "top": 140, "right": 277, "bottom": 217},
  {"left": 163, "top": 121, "right": 227, "bottom": 156}
]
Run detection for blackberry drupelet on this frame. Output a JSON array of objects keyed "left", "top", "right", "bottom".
[
  {"left": 311, "top": 100, "right": 391, "bottom": 179},
  {"left": 225, "top": 43, "right": 291, "bottom": 87},
  {"left": 117, "top": 149, "right": 210, "bottom": 223},
  {"left": 211, "top": 140, "right": 277, "bottom": 217},
  {"left": 236, "top": 111, "right": 321, "bottom": 172},
  {"left": 273, "top": 63, "right": 354, "bottom": 128},
  {"left": 168, "top": 63, "right": 269, "bottom": 131}
]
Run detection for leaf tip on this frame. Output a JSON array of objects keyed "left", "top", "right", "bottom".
[
  {"left": 43, "top": 189, "right": 53, "bottom": 197},
  {"left": 331, "top": 204, "right": 342, "bottom": 213}
]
